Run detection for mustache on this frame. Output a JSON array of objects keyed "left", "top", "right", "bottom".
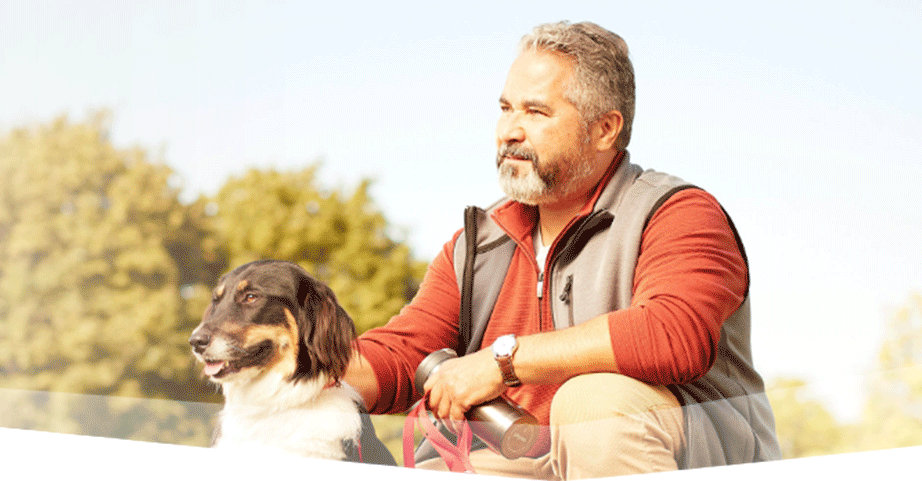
[{"left": 496, "top": 143, "right": 538, "bottom": 167}]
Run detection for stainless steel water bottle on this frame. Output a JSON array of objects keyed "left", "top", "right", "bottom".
[{"left": 415, "top": 348, "right": 539, "bottom": 459}]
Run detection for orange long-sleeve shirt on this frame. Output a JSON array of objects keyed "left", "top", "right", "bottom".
[{"left": 356, "top": 172, "right": 747, "bottom": 452}]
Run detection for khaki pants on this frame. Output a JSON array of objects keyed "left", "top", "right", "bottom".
[{"left": 417, "top": 373, "right": 685, "bottom": 480}]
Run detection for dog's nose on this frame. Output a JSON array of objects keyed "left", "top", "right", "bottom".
[{"left": 189, "top": 331, "right": 211, "bottom": 353}]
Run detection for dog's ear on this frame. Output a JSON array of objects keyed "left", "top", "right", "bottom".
[{"left": 294, "top": 274, "right": 356, "bottom": 383}]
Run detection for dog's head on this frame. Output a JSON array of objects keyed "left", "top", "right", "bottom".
[{"left": 189, "top": 260, "right": 355, "bottom": 386}]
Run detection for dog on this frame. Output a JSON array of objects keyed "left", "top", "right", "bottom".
[{"left": 189, "top": 259, "right": 395, "bottom": 465}]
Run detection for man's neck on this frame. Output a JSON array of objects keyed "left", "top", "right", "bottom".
[
  {"left": 535, "top": 152, "right": 624, "bottom": 245},
  {"left": 536, "top": 192, "right": 593, "bottom": 247}
]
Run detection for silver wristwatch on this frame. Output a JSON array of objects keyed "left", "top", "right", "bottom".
[{"left": 491, "top": 334, "right": 521, "bottom": 387}]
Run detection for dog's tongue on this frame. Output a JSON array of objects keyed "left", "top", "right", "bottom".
[{"left": 204, "top": 361, "right": 226, "bottom": 377}]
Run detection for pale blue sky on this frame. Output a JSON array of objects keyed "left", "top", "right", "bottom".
[{"left": 2, "top": 0, "right": 921, "bottom": 421}]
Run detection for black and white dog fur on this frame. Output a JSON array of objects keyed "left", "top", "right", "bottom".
[{"left": 189, "top": 260, "right": 394, "bottom": 465}]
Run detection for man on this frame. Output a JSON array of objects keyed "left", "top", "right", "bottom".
[{"left": 345, "top": 21, "right": 780, "bottom": 479}]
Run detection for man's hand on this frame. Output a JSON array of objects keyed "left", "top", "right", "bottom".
[
  {"left": 422, "top": 348, "right": 507, "bottom": 424},
  {"left": 421, "top": 315, "right": 616, "bottom": 427}
]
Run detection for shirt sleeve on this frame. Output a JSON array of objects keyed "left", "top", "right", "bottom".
[
  {"left": 608, "top": 188, "right": 748, "bottom": 385},
  {"left": 355, "top": 230, "right": 464, "bottom": 414}
]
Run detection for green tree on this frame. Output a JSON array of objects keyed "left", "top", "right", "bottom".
[
  {"left": 767, "top": 377, "right": 849, "bottom": 458},
  {"left": 0, "top": 112, "right": 219, "bottom": 445},
  {"left": 855, "top": 293, "right": 922, "bottom": 451},
  {"left": 206, "top": 167, "right": 426, "bottom": 334}
]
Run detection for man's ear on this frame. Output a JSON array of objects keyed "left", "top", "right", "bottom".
[{"left": 591, "top": 110, "right": 624, "bottom": 152}]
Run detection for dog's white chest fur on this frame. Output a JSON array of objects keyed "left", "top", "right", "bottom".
[{"left": 215, "top": 375, "right": 363, "bottom": 460}]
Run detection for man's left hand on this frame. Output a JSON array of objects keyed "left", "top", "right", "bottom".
[{"left": 422, "top": 348, "right": 507, "bottom": 425}]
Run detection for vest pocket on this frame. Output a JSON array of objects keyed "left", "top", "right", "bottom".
[{"left": 559, "top": 274, "right": 574, "bottom": 327}]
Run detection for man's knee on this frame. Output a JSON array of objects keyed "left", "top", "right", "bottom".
[
  {"left": 550, "top": 373, "right": 681, "bottom": 425},
  {"left": 549, "top": 373, "right": 685, "bottom": 477}
]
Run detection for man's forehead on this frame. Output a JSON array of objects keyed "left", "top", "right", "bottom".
[{"left": 500, "top": 50, "right": 575, "bottom": 104}]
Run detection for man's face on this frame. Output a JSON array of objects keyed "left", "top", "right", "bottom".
[{"left": 495, "top": 50, "right": 599, "bottom": 206}]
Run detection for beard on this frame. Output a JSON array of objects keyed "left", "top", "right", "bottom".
[
  {"left": 496, "top": 143, "right": 553, "bottom": 205},
  {"left": 496, "top": 141, "right": 593, "bottom": 206}
]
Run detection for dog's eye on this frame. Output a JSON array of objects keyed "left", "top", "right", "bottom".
[{"left": 242, "top": 293, "right": 259, "bottom": 303}]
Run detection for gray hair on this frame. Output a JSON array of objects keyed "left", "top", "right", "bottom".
[{"left": 519, "top": 21, "right": 635, "bottom": 150}]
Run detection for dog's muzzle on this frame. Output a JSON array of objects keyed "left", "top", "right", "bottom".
[{"left": 189, "top": 329, "right": 211, "bottom": 355}]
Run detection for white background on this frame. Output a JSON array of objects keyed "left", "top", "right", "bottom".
[{"left": 2, "top": 427, "right": 920, "bottom": 480}]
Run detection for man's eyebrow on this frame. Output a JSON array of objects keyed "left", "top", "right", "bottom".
[
  {"left": 523, "top": 99, "right": 552, "bottom": 111},
  {"left": 498, "top": 97, "right": 553, "bottom": 112}
]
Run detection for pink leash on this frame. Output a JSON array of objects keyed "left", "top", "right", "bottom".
[{"left": 403, "top": 393, "right": 475, "bottom": 474}]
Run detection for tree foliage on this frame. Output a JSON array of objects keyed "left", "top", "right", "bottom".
[
  {"left": 766, "top": 294, "right": 922, "bottom": 459},
  {"left": 0, "top": 112, "right": 426, "bottom": 447},
  {"left": 0, "top": 112, "right": 221, "bottom": 443},
  {"left": 207, "top": 167, "right": 425, "bottom": 334},
  {"left": 766, "top": 377, "right": 850, "bottom": 458},
  {"left": 854, "top": 293, "right": 922, "bottom": 450}
]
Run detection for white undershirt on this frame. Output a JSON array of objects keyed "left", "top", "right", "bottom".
[{"left": 534, "top": 225, "right": 550, "bottom": 274}]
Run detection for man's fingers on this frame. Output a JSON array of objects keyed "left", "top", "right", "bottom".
[
  {"left": 428, "top": 386, "right": 447, "bottom": 419},
  {"left": 427, "top": 385, "right": 470, "bottom": 429},
  {"left": 450, "top": 402, "right": 469, "bottom": 422},
  {"left": 429, "top": 386, "right": 452, "bottom": 421},
  {"left": 422, "top": 354, "right": 491, "bottom": 426},
  {"left": 436, "top": 401, "right": 450, "bottom": 421},
  {"left": 439, "top": 408, "right": 468, "bottom": 435},
  {"left": 438, "top": 399, "right": 470, "bottom": 423}
]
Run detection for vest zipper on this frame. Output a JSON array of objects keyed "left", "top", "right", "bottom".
[{"left": 537, "top": 272, "right": 544, "bottom": 298}]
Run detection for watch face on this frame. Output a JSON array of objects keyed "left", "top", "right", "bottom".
[{"left": 493, "top": 335, "right": 516, "bottom": 356}]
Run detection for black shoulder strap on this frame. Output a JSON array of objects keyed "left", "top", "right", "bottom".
[
  {"left": 458, "top": 206, "right": 479, "bottom": 352},
  {"left": 456, "top": 206, "right": 515, "bottom": 355}
]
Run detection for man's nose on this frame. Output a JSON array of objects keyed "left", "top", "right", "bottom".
[{"left": 497, "top": 116, "right": 525, "bottom": 144}]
